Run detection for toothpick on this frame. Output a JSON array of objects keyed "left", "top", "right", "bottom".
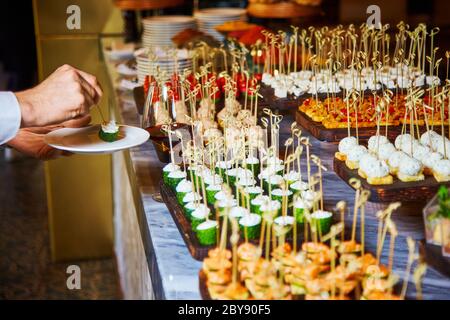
[
  {"left": 413, "top": 262, "right": 427, "bottom": 300},
  {"left": 336, "top": 201, "right": 346, "bottom": 241},
  {"left": 401, "top": 237, "right": 417, "bottom": 299}
]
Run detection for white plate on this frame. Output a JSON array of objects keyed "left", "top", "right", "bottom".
[
  {"left": 143, "top": 15, "right": 196, "bottom": 23},
  {"left": 195, "top": 8, "right": 246, "bottom": 16},
  {"left": 45, "top": 125, "right": 149, "bottom": 154}
]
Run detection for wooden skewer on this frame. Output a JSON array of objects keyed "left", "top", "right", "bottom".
[
  {"left": 413, "top": 262, "right": 427, "bottom": 300},
  {"left": 96, "top": 105, "right": 106, "bottom": 125},
  {"left": 401, "top": 237, "right": 416, "bottom": 299}
]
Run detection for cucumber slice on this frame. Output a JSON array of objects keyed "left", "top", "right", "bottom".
[
  {"left": 311, "top": 210, "right": 333, "bottom": 235},
  {"left": 184, "top": 201, "right": 201, "bottom": 219},
  {"left": 284, "top": 171, "right": 301, "bottom": 186},
  {"left": 230, "top": 206, "right": 250, "bottom": 221},
  {"left": 293, "top": 198, "right": 312, "bottom": 224},
  {"left": 239, "top": 214, "right": 261, "bottom": 240},
  {"left": 259, "top": 199, "right": 281, "bottom": 218},
  {"left": 206, "top": 184, "right": 222, "bottom": 205},
  {"left": 195, "top": 220, "right": 218, "bottom": 245},
  {"left": 245, "top": 157, "right": 260, "bottom": 176},
  {"left": 289, "top": 180, "right": 309, "bottom": 194},
  {"left": 175, "top": 180, "right": 193, "bottom": 204},
  {"left": 217, "top": 198, "right": 237, "bottom": 215},
  {"left": 98, "top": 129, "right": 119, "bottom": 142},
  {"left": 167, "top": 170, "right": 187, "bottom": 189},
  {"left": 271, "top": 188, "right": 293, "bottom": 204},
  {"left": 191, "top": 205, "right": 211, "bottom": 231},
  {"left": 163, "top": 163, "right": 179, "bottom": 185},
  {"left": 250, "top": 195, "right": 270, "bottom": 215}
]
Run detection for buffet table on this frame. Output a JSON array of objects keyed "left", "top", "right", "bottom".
[{"left": 101, "top": 37, "right": 450, "bottom": 300}]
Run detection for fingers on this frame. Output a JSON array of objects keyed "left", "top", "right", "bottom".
[
  {"left": 62, "top": 114, "right": 92, "bottom": 128},
  {"left": 21, "top": 126, "right": 56, "bottom": 134},
  {"left": 77, "top": 75, "right": 97, "bottom": 110},
  {"left": 6, "top": 129, "right": 70, "bottom": 161},
  {"left": 75, "top": 68, "right": 103, "bottom": 104},
  {"left": 37, "top": 145, "right": 63, "bottom": 161}
]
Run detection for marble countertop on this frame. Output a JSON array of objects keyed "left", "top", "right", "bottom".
[
  {"left": 102, "top": 39, "right": 450, "bottom": 300},
  {"left": 102, "top": 45, "right": 201, "bottom": 300}
]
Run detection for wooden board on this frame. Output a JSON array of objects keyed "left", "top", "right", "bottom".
[
  {"left": 260, "top": 84, "right": 304, "bottom": 116},
  {"left": 333, "top": 157, "right": 450, "bottom": 203},
  {"left": 160, "top": 181, "right": 309, "bottom": 261},
  {"left": 160, "top": 181, "right": 213, "bottom": 260},
  {"left": 199, "top": 270, "right": 212, "bottom": 300}
]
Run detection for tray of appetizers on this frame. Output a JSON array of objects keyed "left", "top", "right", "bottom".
[
  {"left": 296, "top": 109, "right": 401, "bottom": 143},
  {"left": 333, "top": 133, "right": 450, "bottom": 203},
  {"left": 198, "top": 241, "right": 407, "bottom": 300},
  {"left": 296, "top": 94, "right": 450, "bottom": 143},
  {"left": 160, "top": 175, "right": 333, "bottom": 261},
  {"left": 159, "top": 126, "right": 338, "bottom": 261}
]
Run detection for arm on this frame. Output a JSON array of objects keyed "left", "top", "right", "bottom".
[
  {"left": 15, "top": 64, "right": 102, "bottom": 128},
  {"left": 0, "top": 64, "right": 102, "bottom": 145},
  {"left": 0, "top": 92, "right": 21, "bottom": 144},
  {"left": 6, "top": 115, "right": 92, "bottom": 160}
]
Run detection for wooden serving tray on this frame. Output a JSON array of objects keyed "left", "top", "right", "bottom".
[
  {"left": 198, "top": 258, "right": 404, "bottom": 300},
  {"left": 160, "top": 181, "right": 306, "bottom": 261},
  {"left": 199, "top": 270, "right": 212, "bottom": 300},
  {"left": 260, "top": 84, "right": 304, "bottom": 116},
  {"left": 160, "top": 181, "right": 214, "bottom": 260},
  {"left": 333, "top": 157, "right": 449, "bottom": 203}
]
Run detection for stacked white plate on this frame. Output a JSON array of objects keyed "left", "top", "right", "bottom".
[
  {"left": 135, "top": 48, "right": 193, "bottom": 84},
  {"left": 142, "top": 15, "right": 197, "bottom": 49},
  {"left": 194, "top": 8, "right": 247, "bottom": 42}
]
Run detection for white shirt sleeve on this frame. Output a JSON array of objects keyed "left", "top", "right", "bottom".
[{"left": 0, "top": 92, "right": 21, "bottom": 144}]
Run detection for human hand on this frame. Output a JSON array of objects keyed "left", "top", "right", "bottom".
[
  {"left": 15, "top": 64, "right": 102, "bottom": 128},
  {"left": 6, "top": 115, "right": 91, "bottom": 160}
]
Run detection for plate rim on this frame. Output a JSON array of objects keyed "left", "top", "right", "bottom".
[{"left": 44, "top": 124, "right": 150, "bottom": 154}]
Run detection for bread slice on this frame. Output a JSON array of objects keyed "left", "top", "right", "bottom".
[
  {"left": 335, "top": 152, "right": 347, "bottom": 161},
  {"left": 357, "top": 168, "right": 367, "bottom": 179},
  {"left": 366, "top": 175, "right": 394, "bottom": 185},
  {"left": 397, "top": 172, "right": 425, "bottom": 182},
  {"left": 345, "top": 159, "right": 359, "bottom": 170},
  {"left": 433, "top": 170, "right": 450, "bottom": 182},
  {"left": 389, "top": 166, "right": 399, "bottom": 176}
]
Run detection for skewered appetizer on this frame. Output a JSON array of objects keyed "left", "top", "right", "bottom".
[
  {"left": 199, "top": 170, "right": 424, "bottom": 301},
  {"left": 202, "top": 240, "right": 405, "bottom": 300},
  {"left": 337, "top": 129, "right": 450, "bottom": 184},
  {"left": 99, "top": 120, "right": 120, "bottom": 142},
  {"left": 163, "top": 154, "right": 323, "bottom": 246},
  {"left": 299, "top": 94, "right": 448, "bottom": 129}
]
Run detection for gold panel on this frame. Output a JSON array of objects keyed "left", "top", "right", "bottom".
[
  {"left": 34, "top": 0, "right": 123, "bottom": 36},
  {"left": 39, "top": 37, "right": 114, "bottom": 261}
]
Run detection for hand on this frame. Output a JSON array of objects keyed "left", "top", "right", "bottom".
[
  {"left": 15, "top": 64, "right": 102, "bottom": 128},
  {"left": 7, "top": 115, "right": 91, "bottom": 161}
]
